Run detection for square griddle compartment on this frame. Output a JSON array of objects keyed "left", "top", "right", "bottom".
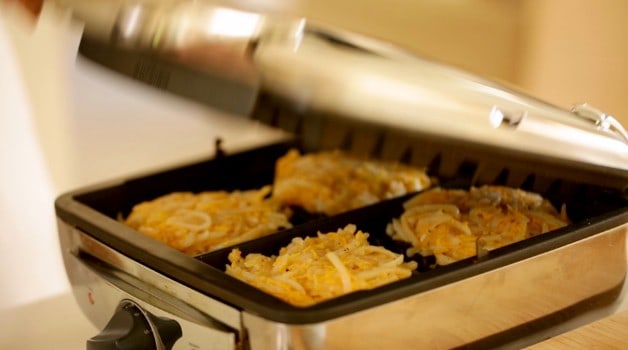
[{"left": 56, "top": 136, "right": 627, "bottom": 325}]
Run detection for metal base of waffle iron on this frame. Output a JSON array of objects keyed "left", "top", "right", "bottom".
[{"left": 58, "top": 217, "right": 627, "bottom": 349}]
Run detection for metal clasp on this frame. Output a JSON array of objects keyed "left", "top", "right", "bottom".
[{"left": 571, "top": 103, "right": 628, "bottom": 144}]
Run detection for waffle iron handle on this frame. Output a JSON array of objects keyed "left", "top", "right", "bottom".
[{"left": 571, "top": 103, "right": 628, "bottom": 144}]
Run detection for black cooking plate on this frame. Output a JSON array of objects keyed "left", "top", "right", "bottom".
[{"left": 55, "top": 140, "right": 628, "bottom": 324}]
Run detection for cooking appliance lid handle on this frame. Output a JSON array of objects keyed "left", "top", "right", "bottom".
[{"left": 571, "top": 103, "right": 628, "bottom": 144}]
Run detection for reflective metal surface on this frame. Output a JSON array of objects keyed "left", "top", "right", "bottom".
[
  {"left": 50, "top": 0, "right": 628, "bottom": 174},
  {"left": 571, "top": 103, "right": 628, "bottom": 143},
  {"left": 57, "top": 218, "right": 242, "bottom": 349},
  {"left": 243, "top": 224, "right": 627, "bottom": 349},
  {"left": 59, "top": 215, "right": 627, "bottom": 349}
]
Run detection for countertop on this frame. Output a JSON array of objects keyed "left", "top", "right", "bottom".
[
  {"left": 0, "top": 293, "right": 97, "bottom": 350},
  {"left": 1, "top": 290, "right": 628, "bottom": 349},
  {"left": 527, "top": 310, "right": 628, "bottom": 349}
]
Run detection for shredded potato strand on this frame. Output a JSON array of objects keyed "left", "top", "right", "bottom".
[
  {"left": 124, "top": 186, "right": 292, "bottom": 256},
  {"left": 226, "top": 224, "right": 417, "bottom": 307},
  {"left": 387, "top": 186, "right": 570, "bottom": 265}
]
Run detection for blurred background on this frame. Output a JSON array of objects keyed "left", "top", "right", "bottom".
[{"left": 1, "top": 0, "right": 627, "bottom": 310}]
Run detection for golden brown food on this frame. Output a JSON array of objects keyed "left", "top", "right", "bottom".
[
  {"left": 386, "top": 186, "right": 570, "bottom": 265},
  {"left": 272, "top": 149, "right": 432, "bottom": 216},
  {"left": 226, "top": 224, "right": 417, "bottom": 307},
  {"left": 124, "top": 186, "right": 292, "bottom": 256}
]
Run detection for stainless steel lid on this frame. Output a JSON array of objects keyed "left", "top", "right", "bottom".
[{"left": 53, "top": 0, "right": 628, "bottom": 182}]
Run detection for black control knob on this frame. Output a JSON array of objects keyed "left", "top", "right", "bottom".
[
  {"left": 87, "top": 302, "right": 156, "bottom": 350},
  {"left": 87, "top": 301, "right": 182, "bottom": 350},
  {"left": 145, "top": 312, "right": 183, "bottom": 350}
]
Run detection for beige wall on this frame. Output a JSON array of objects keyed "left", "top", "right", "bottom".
[
  {"left": 265, "top": 0, "right": 628, "bottom": 126},
  {"left": 242, "top": 0, "right": 522, "bottom": 82},
  {"left": 517, "top": 0, "right": 628, "bottom": 126}
]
